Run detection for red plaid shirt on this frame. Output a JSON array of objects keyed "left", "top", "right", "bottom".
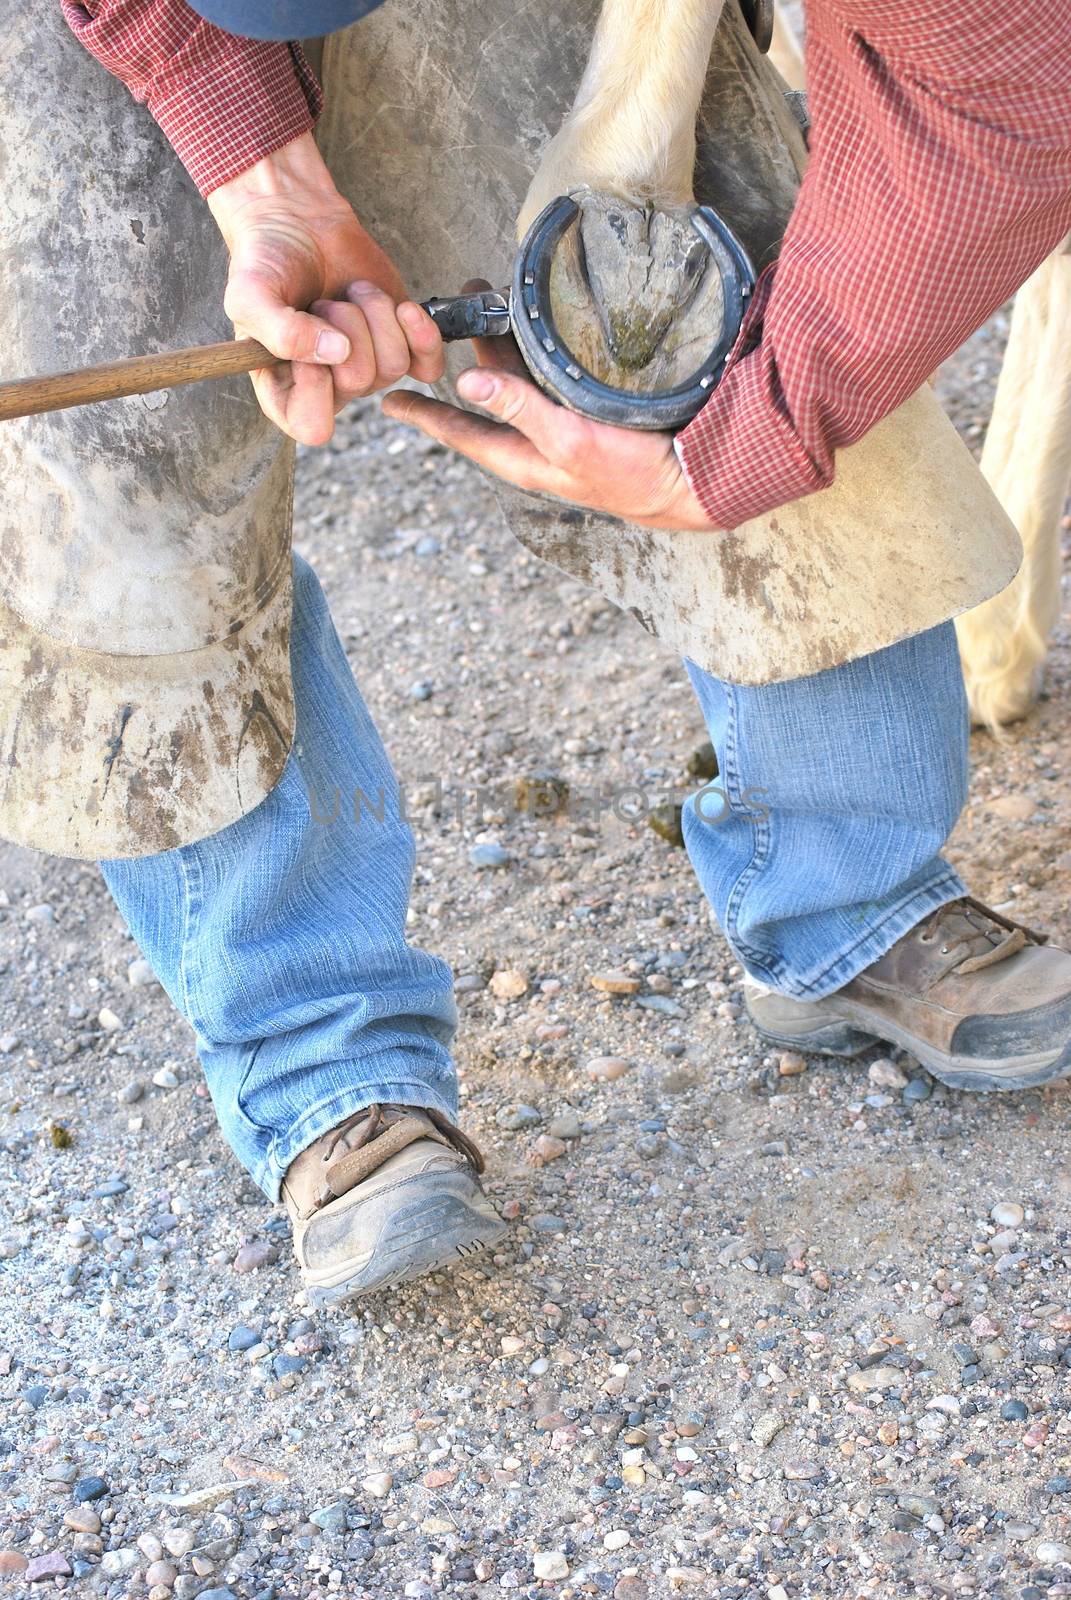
[{"left": 64, "top": 0, "right": 1071, "bottom": 530}]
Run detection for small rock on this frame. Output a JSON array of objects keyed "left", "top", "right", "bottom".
[
  {"left": 128, "top": 958, "right": 158, "bottom": 988},
  {"left": 777, "top": 1052, "right": 807, "bottom": 1077},
  {"left": 500, "top": 1335, "right": 526, "bottom": 1356},
  {"left": 603, "top": 1530, "right": 631, "bottom": 1551},
  {"left": 25, "top": 903, "right": 54, "bottom": 924},
  {"left": 362, "top": 1473, "right": 393, "bottom": 1499},
  {"left": 546, "top": 1110, "right": 582, "bottom": 1140},
  {"left": 991, "top": 1201, "right": 1025, "bottom": 1228},
  {"left": 533, "top": 1552, "right": 569, "bottom": 1580},
  {"left": 586, "top": 1055, "right": 630, "bottom": 1082},
  {"left": 1035, "top": 1541, "right": 1071, "bottom": 1565},
  {"left": 0, "top": 1034, "right": 19, "bottom": 1055},
  {"left": 530, "top": 1134, "right": 567, "bottom": 1165},
  {"left": 162, "top": 1530, "right": 196, "bottom": 1558},
  {"left": 72, "top": 1476, "right": 109, "bottom": 1502},
  {"left": 409, "top": 680, "right": 433, "bottom": 701},
  {"left": 100, "top": 1549, "right": 139, "bottom": 1577},
  {"left": 1001, "top": 1399, "right": 1029, "bottom": 1422},
  {"left": 381, "top": 1432, "right": 419, "bottom": 1457},
  {"left": 590, "top": 971, "right": 642, "bottom": 995},
  {"left": 152, "top": 1065, "right": 179, "bottom": 1089},
  {"left": 469, "top": 843, "right": 511, "bottom": 870},
  {"left": 0, "top": 1552, "right": 27, "bottom": 1576},
  {"left": 986, "top": 793, "right": 1035, "bottom": 821},
  {"left": 145, "top": 1561, "right": 178, "bottom": 1588},
  {"left": 309, "top": 1500, "right": 350, "bottom": 1532},
  {"left": 98, "top": 1008, "right": 122, "bottom": 1033},
  {"left": 228, "top": 1324, "right": 260, "bottom": 1352},
  {"left": 847, "top": 1366, "right": 903, "bottom": 1394},
  {"left": 25, "top": 1552, "right": 73, "bottom": 1581},
  {"left": 751, "top": 1411, "right": 786, "bottom": 1448},
  {"left": 495, "top": 1103, "right": 541, "bottom": 1131},
  {"left": 903, "top": 1076, "right": 932, "bottom": 1103},
  {"left": 64, "top": 1507, "right": 101, "bottom": 1533},
  {"left": 868, "top": 1058, "right": 908, "bottom": 1089},
  {"left": 232, "top": 1240, "right": 278, "bottom": 1274},
  {"left": 784, "top": 1458, "right": 822, "bottom": 1480},
  {"left": 489, "top": 969, "right": 528, "bottom": 1000}
]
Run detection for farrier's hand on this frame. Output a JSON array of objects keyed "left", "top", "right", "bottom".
[
  {"left": 382, "top": 325, "right": 718, "bottom": 532},
  {"left": 207, "top": 133, "right": 443, "bottom": 445}
]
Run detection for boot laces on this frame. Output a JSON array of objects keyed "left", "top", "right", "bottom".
[
  {"left": 917, "top": 895, "right": 1043, "bottom": 974},
  {"left": 320, "top": 1102, "right": 486, "bottom": 1174}
]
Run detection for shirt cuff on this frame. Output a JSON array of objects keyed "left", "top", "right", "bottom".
[
  {"left": 147, "top": 40, "right": 323, "bottom": 197},
  {"left": 676, "top": 264, "right": 830, "bottom": 530}
]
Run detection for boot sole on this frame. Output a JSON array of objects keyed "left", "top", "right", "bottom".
[
  {"left": 747, "top": 991, "right": 1071, "bottom": 1093},
  {"left": 302, "top": 1173, "right": 508, "bottom": 1308}
]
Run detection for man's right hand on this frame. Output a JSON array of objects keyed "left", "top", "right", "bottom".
[{"left": 207, "top": 132, "right": 443, "bottom": 445}]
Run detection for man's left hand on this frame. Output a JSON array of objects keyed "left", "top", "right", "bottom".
[{"left": 381, "top": 338, "right": 719, "bottom": 533}]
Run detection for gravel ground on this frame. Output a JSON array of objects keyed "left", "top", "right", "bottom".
[{"left": 1, "top": 309, "right": 1070, "bottom": 1600}]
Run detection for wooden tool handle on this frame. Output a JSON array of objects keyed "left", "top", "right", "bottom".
[{"left": 0, "top": 337, "right": 282, "bottom": 422}]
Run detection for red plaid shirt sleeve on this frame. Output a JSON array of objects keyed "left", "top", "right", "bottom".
[
  {"left": 60, "top": 0, "right": 323, "bottom": 196},
  {"left": 677, "top": 0, "right": 1071, "bottom": 530}
]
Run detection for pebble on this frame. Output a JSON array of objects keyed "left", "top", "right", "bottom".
[
  {"left": 495, "top": 1103, "right": 541, "bottom": 1131},
  {"left": 362, "top": 1473, "right": 393, "bottom": 1498},
  {"left": 586, "top": 1055, "right": 630, "bottom": 1081},
  {"left": 489, "top": 968, "right": 528, "bottom": 1000},
  {"left": 469, "top": 843, "right": 511, "bottom": 869},
  {"left": 0, "top": 1034, "right": 19, "bottom": 1054},
  {"left": 63, "top": 1507, "right": 101, "bottom": 1533},
  {"left": 751, "top": 1411, "right": 786, "bottom": 1448},
  {"left": 533, "top": 1552, "right": 569, "bottom": 1580},
  {"left": 409, "top": 680, "right": 433, "bottom": 701},
  {"left": 603, "top": 1530, "right": 631, "bottom": 1550},
  {"left": 1001, "top": 1398, "right": 1030, "bottom": 1421},
  {"left": 228, "top": 1323, "right": 260, "bottom": 1352},
  {"left": 778, "top": 1052, "right": 806, "bottom": 1077},
  {"left": 309, "top": 1500, "right": 350, "bottom": 1531},
  {"left": 232, "top": 1240, "right": 278, "bottom": 1274},
  {"left": 590, "top": 971, "right": 642, "bottom": 995},
  {"left": 1035, "top": 1541, "right": 1071, "bottom": 1565},
  {"left": 903, "top": 1076, "right": 932, "bottom": 1102},
  {"left": 868, "top": 1058, "right": 908, "bottom": 1089},
  {"left": 72, "top": 1475, "right": 108, "bottom": 1502},
  {"left": 991, "top": 1200, "right": 1025, "bottom": 1228},
  {"left": 0, "top": 1553, "right": 27, "bottom": 1576},
  {"left": 145, "top": 1561, "right": 178, "bottom": 1588},
  {"left": 530, "top": 1134, "right": 567, "bottom": 1165},
  {"left": 546, "top": 1110, "right": 582, "bottom": 1139},
  {"left": 152, "top": 1066, "right": 179, "bottom": 1089},
  {"left": 847, "top": 1365, "right": 902, "bottom": 1393},
  {"left": 127, "top": 957, "right": 158, "bottom": 987},
  {"left": 25, "top": 1552, "right": 72, "bottom": 1581}
]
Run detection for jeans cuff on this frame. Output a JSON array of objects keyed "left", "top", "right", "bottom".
[
  {"left": 252, "top": 1077, "right": 462, "bottom": 1201},
  {"left": 754, "top": 865, "right": 968, "bottom": 1001}
]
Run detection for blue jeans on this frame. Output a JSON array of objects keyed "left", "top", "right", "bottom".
[{"left": 104, "top": 557, "right": 968, "bottom": 1197}]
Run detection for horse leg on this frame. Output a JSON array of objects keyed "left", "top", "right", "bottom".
[
  {"left": 955, "top": 238, "right": 1071, "bottom": 729},
  {"left": 517, "top": 0, "right": 727, "bottom": 238}
]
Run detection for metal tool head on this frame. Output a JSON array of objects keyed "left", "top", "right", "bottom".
[{"left": 511, "top": 195, "right": 755, "bottom": 431}]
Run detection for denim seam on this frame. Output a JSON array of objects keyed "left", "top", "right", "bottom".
[
  {"left": 256, "top": 1076, "right": 460, "bottom": 1200},
  {"left": 720, "top": 684, "right": 783, "bottom": 980},
  {"left": 175, "top": 845, "right": 204, "bottom": 1038},
  {"left": 790, "top": 865, "right": 965, "bottom": 999}
]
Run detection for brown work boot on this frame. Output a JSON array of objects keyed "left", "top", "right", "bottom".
[
  {"left": 744, "top": 897, "right": 1071, "bottom": 1091},
  {"left": 282, "top": 1103, "right": 506, "bottom": 1307}
]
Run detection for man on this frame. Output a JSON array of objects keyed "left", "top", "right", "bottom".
[{"left": 33, "top": 0, "right": 1071, "bottom": 1306}]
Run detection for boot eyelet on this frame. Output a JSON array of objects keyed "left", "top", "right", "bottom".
[
  {"left": 919, "top": 932, "right": 934, "bottom": 944},
  {"left": 940, "top": 945, "right": 949, "bottom": 955}
]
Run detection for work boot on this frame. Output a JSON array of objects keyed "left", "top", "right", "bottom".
[
  {"left": 282, "top": 1103, "right": 507, "bottom": 1307},
  {"left": 744, "top": 897, "right": 1071, "bottom": 1091}
]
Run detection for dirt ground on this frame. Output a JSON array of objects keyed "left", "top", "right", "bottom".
[{"left": 0, "top": 307, "right": 1069, "bottom": 1600}]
